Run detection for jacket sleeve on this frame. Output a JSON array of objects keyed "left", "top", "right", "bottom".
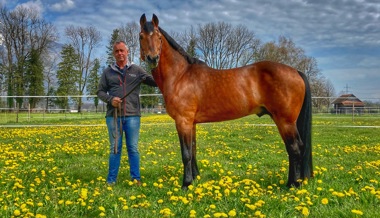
[
  {"left": 133, "top": 64, "right": 157, "bottom": 87},
  {"left": 141, "top": 72, "right": 157, "bottom": 87},
  {"left": 97, "top": 69, "right": 113, "bottom": 104}
]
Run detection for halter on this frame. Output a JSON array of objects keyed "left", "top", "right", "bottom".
[{"left": 140, "top": 28, "right": 163, "bottom": 69}]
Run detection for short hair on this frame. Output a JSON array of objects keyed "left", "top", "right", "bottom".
[{"left": 113, "top": 40, "right": 129, "bottom": 52}]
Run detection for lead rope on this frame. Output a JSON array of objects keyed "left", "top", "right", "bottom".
[
  {"left": 112, "top": 76, "right": 145, "bottom": 154},
  {"left": 113, "top": 103, "right": 122, "bottom": 154}
]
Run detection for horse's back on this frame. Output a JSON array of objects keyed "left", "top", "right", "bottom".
[{"left": 188, "top": 61, "right": 304, "bottom": 123}]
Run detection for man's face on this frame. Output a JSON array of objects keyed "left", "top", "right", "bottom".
[{"left": 113, "top": 43, "right": 128, "bottom": 63}]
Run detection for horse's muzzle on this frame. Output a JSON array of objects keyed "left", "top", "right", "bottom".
[{"left": 146, "top": 55, "right": 159, "bottom": 68}]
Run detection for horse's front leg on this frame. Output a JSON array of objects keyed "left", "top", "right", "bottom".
[{"left": 176, "top": 122, "right": 197, "bottom": 190}]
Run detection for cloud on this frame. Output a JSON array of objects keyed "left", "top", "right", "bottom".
[
  {"left": 49, "top": 0, "right": 75, "bottom": 12},
  {"left": 7, "top": 0, "right": 380, "bottom": 100},
  {"left": 14, "top": 0, "right": 44, "bottom": 17}
]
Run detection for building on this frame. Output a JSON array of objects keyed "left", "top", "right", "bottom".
[{"left": 331, "top": 94, "right": 364, "bottom": 114}]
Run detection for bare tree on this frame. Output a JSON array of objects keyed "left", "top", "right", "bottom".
[
  {"left": 256, "top": 36, "right": 305, "bottom": 67},
  {"left": 119, "top": 22, "right": 140, "bottom": 63},
  {"left": 297, "top": 56, "right": 320, "bottom": 82},
  {"left": 42, "top": 50, "right": 59, "bottom": 110},
  {"left": 176, "top": 26, "right": 199, "bottom": 59},
  {"left": 197, "top": 22, "right": 259, "bottom": 69},
  {"left": 65, "top": 25, "right": 101, "bottom": 112},
  {"left": 0, "top": 5, "right": 57, "bottom": 110}
]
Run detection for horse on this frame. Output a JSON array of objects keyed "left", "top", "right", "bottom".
[{"left": 139, "top": 14, "right": 313, "bottom": 189}]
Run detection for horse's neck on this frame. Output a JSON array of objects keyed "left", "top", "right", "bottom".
[{"left": 153, "top": 38, "right": 188, "bottom": 93}]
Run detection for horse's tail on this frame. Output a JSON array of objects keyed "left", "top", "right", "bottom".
[{"left": 297, "top": 71, "right": 313, "bottom": 179}]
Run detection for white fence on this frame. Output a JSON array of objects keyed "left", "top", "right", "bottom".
[{"left": 0, "top": 95, "right": 379, "bottom": 123}]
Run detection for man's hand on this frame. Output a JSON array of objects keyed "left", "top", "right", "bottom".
[{"left": 111, "top": 97, "right": 122, "bottom": 108}]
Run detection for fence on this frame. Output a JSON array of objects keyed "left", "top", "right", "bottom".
[{"left": 1, "top": 95, "right": 379, "bottom": 124}]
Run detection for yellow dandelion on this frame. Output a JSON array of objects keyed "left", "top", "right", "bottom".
[
  {"left": 302, "top": 207, "right": 309, "bottom": 216},
  {"left": 321, "top": 198, "right": 328, "bottom": 205},
  {"left": 351, "top": 209, "right": 363, "bottom": 215},
  {"left": 228, "top": 209, "right": 237, "bottom": 217},
  {"left": 98, "top": 206, "right": 106, "bottom": 212},
  {"left": 189, "top": 210, "right": 196, "bottom": 218},
  {"left": 13, "top": 209, "right": 21, "bottom": 216}
]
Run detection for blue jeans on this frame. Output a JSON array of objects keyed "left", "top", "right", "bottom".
[{"left": 106, "top": 116, "right": 141, "bottom": 184}]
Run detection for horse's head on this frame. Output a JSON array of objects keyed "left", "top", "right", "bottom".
[{"left": 139, "top": 14, "right": 162, "bottom": 68}]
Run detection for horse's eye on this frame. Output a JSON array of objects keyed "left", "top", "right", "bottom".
[{"left": 139, "top": 34, "right": 143, "bottom": 40}]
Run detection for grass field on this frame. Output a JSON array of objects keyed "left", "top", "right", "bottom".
[{"left": 0, "top": 114, "right": 379, "bottom": 217}]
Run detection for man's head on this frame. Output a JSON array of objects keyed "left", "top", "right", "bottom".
[{"left": 113, "top": 41, "right": 129, "bottom": 66}]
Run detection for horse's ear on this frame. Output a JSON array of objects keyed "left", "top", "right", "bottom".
[
  {"left": 152, "top": 14, "right": 159, "bottom": 27},
  {"left": 140, "top": 13, "right": 146, "bottom": 28}
]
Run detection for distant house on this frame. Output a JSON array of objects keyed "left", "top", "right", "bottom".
[{"left": 331, "top": 94, "right": 364, "bottom": 114}]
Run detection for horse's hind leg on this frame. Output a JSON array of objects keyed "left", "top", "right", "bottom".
[
  {"left": 176, "top": 122, "right": 197, "bottom": 190},
  {"left": 276, "top": 121, "right": 304, "bottom": 187}
]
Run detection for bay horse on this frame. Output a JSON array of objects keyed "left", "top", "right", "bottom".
[{"left": 139, "top": 14, "right": 313, "bottom": 189}]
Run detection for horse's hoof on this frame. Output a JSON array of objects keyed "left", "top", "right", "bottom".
[{"left": 287, "top": 181, "right": 301, "bottom": 188}]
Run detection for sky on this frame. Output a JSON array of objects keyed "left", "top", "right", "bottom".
[{"left": 2, "top": 0, "right": 380, "bottom": 101}]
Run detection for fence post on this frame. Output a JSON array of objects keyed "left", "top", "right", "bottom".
[
  {"left": 16, "top": 105, "right": 19, "bottom": 123},
  {"left": 28, "top": 103, "right": 31, "bottom": 122}
]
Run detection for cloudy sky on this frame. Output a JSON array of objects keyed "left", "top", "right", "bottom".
[{"left": 3, "top": 0, "right": 380, "bottom": 101}]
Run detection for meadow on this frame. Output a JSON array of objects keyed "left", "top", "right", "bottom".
[{"left": 0, "top": 114, "right": 379, "bottom": 217}]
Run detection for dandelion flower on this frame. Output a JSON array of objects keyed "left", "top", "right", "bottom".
[
  {"left": 228, "top": 209, "right": 237, "bottom": 217},
  {"left": 302, "top": 207, "right": 309, "bottom": 216},
  {"left": 321, "top": 198, "right": 328, "bottom": 205},
  {"left": 351, "top": 209, "right": 363, "bottom": 215},
  {"left": 13, "top": 209, "right": 21, "bottom": 216}
]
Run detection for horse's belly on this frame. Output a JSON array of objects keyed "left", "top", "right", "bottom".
[{"left": 195, "top": 103, "right": 259, "bottom": 123}]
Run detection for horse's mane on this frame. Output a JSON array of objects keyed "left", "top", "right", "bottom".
[{"left": 158, "top": 27, "right": 205, "bottom": 65}]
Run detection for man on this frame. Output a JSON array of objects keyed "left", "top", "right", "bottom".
[{"left": 97, "top": 41, "right": 157, "bottom": 185}]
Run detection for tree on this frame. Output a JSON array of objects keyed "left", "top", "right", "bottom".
[
  {"left": 56, "top": 44, "right": 79, "bottom": 110},
  {"left": 43, "top": 49, "right": 59, "bottom": 111},
  {"left": 25, "top": 48, "right": 44, "bottom": 108},
  {"left": 196, "top": 22, "right": 259, "bottom": 69},
  {"left": 106, "top": 29, "right": 120, "bottom": 66},
  {"left": 176, "top": 26, "right": 199, "bottom": 59},
  {"left": 119, "top": 22, "right": 140, "bottom": 64},
  {"left": 0, "top": 5, "right": 57, "bottom": 109},
  {"left": 255, "top": 36, "right": 335, "bottom": 110},
  {"left": 65, "top": 25, "right": 102, "bottom": 112},
  {"left": 87, "top": 58, "right": 101, "bottom": 112}
]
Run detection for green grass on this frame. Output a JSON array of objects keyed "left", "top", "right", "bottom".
[{"left": 0, "top": 114, "right": 379, "bottom": 217}]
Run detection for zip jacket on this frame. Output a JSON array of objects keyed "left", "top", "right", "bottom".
[{"left": 97, "top": 63, "right": 157, "bottom": 117}]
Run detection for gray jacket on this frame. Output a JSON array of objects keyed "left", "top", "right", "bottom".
[{"left": 97, "top": 63, "right": 157, "bottom": 117}]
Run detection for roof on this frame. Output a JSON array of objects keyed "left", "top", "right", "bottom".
[{"left": 332, "top": 94, "right": 365, "bottom": 107}]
